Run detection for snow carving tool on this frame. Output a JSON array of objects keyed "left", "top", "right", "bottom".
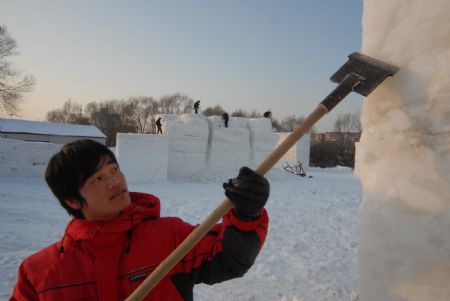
[{"left": 125, "top": 52, "right": 399, "bottom": 301}]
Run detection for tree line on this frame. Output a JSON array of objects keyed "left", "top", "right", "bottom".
[{"left": 45, "top": 97, "right": 312, "bottom": 146}]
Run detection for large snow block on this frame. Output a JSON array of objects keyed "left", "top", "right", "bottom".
[
  {"left": 116, "top": 133, "right": 168, "bottom": 184},
  {"left": 207, "top": 116, "right": 250, "bottom": 171},
  {"left": 0, "top": 138, "right": 60, "bottom": 177},
  {"left": 275, "top": 133, "right": 310, "bottom": 169},
  {"left": 247, "top": 118, "right": 278, "bottom": 168},
  {"left": 159, "top": 114, "right": 209, "bottom": 180},
  {"left": 358, "top": 1, "right": 450, "bottom": 300}
]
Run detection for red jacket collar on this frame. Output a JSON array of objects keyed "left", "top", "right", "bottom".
[{"left": 66, "top": 192, "right": 160, "bottom": 241}]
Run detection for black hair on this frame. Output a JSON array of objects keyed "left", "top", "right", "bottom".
[{"left": 45, "top": 139, "right": 118, "bottom": 219}]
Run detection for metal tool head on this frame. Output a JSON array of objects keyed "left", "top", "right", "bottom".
[{"left": 330, "top": 52, "right": 399, "bottom": 96}]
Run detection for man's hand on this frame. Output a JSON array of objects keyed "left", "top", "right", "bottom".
[{"left": 223, "top": 167, "right": 270, "bottom": 220}]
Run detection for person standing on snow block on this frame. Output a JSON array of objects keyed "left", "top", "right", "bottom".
[
  {"left": 156, "top": 117, "right": 163, "bottom": 134},
  {"left": 222, "top": 112, "right": 229, "bottom": 128},
  {"left": 194, "top": 100, "right": 200, "bottom": 114},
  {"left": 263, "top": 111, "right": 271, "bottom": 118},
  {"left": 10, "top": 139, "right": 270, "bottom": 301}
]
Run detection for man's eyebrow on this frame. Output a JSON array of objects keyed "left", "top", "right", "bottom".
[{"left": 106, "top": 158, "right": 116, "bottom": 165}]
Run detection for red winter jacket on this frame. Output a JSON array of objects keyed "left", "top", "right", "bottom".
[{"left": 10, "top": 192, "right": 268, "bottom": 301}]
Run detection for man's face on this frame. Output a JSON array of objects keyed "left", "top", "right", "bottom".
[{"left": 67, "top": 156, "right": 131, "bottom": 221}]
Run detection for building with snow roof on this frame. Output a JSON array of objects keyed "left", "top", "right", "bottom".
[{"left": 0, "top": 118, "right": 106, "bottom": 144}]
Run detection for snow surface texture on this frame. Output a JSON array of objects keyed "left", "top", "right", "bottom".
[
  {"left": 357, "top": 1, "right": 450, "bottom": 300},
  {"left": 0, "top": 167, "right": 361, "bottom": 301},
  {"left": 116, "top": 133, "right": 169, "bottom": 184}
]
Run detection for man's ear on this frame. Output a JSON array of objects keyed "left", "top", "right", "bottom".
[{"left": 64, "top": 199, "right": 82, "bottom": 210}]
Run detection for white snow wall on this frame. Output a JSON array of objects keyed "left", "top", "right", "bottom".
[
  {"left": 116, "top": 114, "right": 310, "bottom": 183},
  {"left": 161, "top": 114, "right": 210, "bottom": 180},
  {"left": 115, "top": 133, "right": 168, "bottom": 184},
  {"left": 357, "top": 1, "right": 450, "bottom": 300},
  {"left": 207, "top": 116, "right": 250, "bottom": 171}
]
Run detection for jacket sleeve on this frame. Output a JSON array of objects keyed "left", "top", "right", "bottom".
[
  {"left": 9, "top": 261, "right": 39, "bottom": 301},
  {"left": 172, "top": 208, "right": 268, "bottom": 286}
]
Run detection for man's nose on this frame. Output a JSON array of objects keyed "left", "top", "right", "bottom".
[{"left": 106, "top": 174, "right": 120, "bottom": 189}]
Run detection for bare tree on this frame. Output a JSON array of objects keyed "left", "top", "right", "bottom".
[
  {"left": 178, "top": 94, "right": 195, "bottom": 114},
  {"left": 85, "top": 100, "right": 122, "bottom": 146},
  {"left": 158, "top": 93, "right": 194, "bottom": 114},
  {"left": 280, "top": 115, "right": 305, "bottom": 132},
  {"left": 202, "top": 105, "right": 225, "bottom": 116},
  {"left": 230, "top": 108, "right": 247, "bottom": 117},
  {"left": 0, "top": 25, "right": 35, "bottom": 115},
  {"left": 130, "top": 96, "right": 158, "bottom": 133},
  {"left": 334, "top": 112, "right": 361, "bottom": 133},
  {"left": 230, "top": 108, "right": 261, "bottom": 118},
  {"left": 46, "top": 99, "right": 89, "bottom": 124}
]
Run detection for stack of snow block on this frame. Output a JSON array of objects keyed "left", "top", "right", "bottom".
[
  {"left": 115, "top": 133, "right": 168, "bottom": 184},
  {"left": 161, "top": 114, "right": 209, "bottom": 180},
  {"left": 206, "top": 116, "right": 250, "bottom": 171},
  {"left": 246, "top": 118, "right": 278, "bottom": 168}
]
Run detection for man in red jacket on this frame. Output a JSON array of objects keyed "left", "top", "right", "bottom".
[{"left": 10, "top": 139, "right": 269, "bottom": 301}]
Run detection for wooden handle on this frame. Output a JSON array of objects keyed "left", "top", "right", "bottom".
[{"left": 125, "top": 104, "right": 328, "bottom": 301}]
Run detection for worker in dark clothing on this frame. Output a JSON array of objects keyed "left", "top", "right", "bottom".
[
  {"left": 194, "top": 100, "right": 200, "bottom": 114},
  {"left": 263, "top": 111, "right": 272, "bottom": 118},
  {"left": 156, "top": 117, "right": 163, "bottom": 134},
  {"left": 222, "top": 112, "right": 229, "bottom": 128}
]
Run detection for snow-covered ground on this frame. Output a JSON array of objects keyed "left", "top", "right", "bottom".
[{"left": 0, "top": 166, "right": 361, "bottom": 301}]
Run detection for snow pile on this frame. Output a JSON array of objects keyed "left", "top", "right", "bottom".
[
  {"left": 116, "top": 133, "right": 168, "bottom": 183},
  {"left": 357, "top": 1, "right": 450, "bottom": 300}
]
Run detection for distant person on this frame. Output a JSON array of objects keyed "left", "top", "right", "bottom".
[
  {"left": 263, "top": 111, "right": 272, "bottom": 118},
  {"left": 194, "top": 100, "right": 200, "bottom": 114},
  {"left": 156, "top": 117, "right": 163, "bottom": 134},
  {"left": 222, "top": 112, "right": 229, "bottom": 128},
  {"left": 9, "top": 139, "right": 270, "bottom": 300}
]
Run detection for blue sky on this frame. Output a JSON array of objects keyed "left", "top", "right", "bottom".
[{"left": 1, "top": 0, "right": 363, "bottom": 131}]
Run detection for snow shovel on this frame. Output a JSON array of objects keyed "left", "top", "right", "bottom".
[{"left": 124, "top": 52, "right": 399, "bottom": 301}]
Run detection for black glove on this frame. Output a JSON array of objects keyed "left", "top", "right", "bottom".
[{"left": 223, "top": 167, "right": 270, "bottom": 220}]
